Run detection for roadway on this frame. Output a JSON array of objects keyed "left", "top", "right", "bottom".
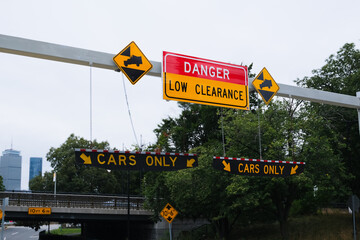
[{"left": 1, "top": 224, "right": 60, "bottom": 240}]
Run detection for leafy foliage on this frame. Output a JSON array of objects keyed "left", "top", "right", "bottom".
[
  {"left": 30, "top": 134, "right": 142, "bottom": 195},
  {"left": 296, "top": 43, "right": 360, "bottom": 196},
  {"left": 147, "top": 89, "right": 352, "bottom": 239},
  {"left": 0, "top": 176, "right": 5, "bottom": 191}
]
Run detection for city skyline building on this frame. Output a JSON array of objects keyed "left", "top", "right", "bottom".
[
  {"left": 0, "top": 148, "right": 22, "bottom": 190},
  {"left": 29, "top": 157, "right": 42, "bottom": 182}
]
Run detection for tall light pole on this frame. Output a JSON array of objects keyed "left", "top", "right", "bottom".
[{"left": 53, "top": 172, "right": 57, "bottom": 195}]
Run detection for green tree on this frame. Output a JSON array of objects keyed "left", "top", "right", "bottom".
[
  {"left": 0, "top": 176, "right": 5, "bottom": 191},
  {"left": 30, "top": 134, "right": 142, "bottom": 195},
  {"left": 144, "top": 139, "right": 258, "bottom": 239},
  {"left": 29, "top": 172, "right": 54, "bottom": 192},
  {"left": 147, "top": 103, "right": 263, "bottom": 239},
  {"left": 223, "top": 98, "right": 350, "bottom": 239},
  {"left": 147, "top": 97, "right": 349, "bottom": 240},
  {"left": 153, "top": 102, "right": 222, "bottom": 152},
  {"left": 296, "top": 43, "right": 360, "bottom": 196}
]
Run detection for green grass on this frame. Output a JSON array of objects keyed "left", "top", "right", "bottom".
[
  {"left": 50, "top": 227, "right": 81, "bottom": 235},
  {"left": 179, "top": 209, "right": 360, "bottom": 240}
]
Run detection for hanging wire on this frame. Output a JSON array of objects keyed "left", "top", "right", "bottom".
[
  {"left": 221, "top": 108, "right": 226, "bottom": 156},
  {"left": 257, "top": 101, "right": 262, "bottom": 159},
  {"left": 89, "top": 62, "right": 93, "bottom": 144},
  {"left": 121, "top": 74, "right": 140, "bottom": 148}
]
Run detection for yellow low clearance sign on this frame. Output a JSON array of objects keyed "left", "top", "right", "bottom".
[
  {"left": 28, "top": 207, "right": 51, "bottom": 215},
  {"left": 163, "top": 52, "right": 249, "bottom": 110}
]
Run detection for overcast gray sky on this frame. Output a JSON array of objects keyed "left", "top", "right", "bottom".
[{"left": 1, "top": 0, "right": 359, "bottom": 190}]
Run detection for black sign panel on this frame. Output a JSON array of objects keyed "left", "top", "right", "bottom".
[
  {"left": 213, "top": 157, "right": 305, "bottom": 177},
  {"left": 75, "top": 149, "right": 198, "bottom": 171}
]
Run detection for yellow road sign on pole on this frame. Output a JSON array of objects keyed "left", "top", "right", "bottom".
[
  {"left": 113, "top": 41, "right": 153, "bottom": 85},
  {"left": 252, "top": 67, "right": 279, "bottom": 105},
  {"left": 160, "top": 203, "right": 178, "bottom": 224}
]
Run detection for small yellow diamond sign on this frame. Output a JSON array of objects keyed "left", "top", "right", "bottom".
[
  {"left": 252, "top": 67, "right": 279, "bottom": 105},
  {"left": 160, "top": 203, "right": 178, "bottom": 224},
  {"left": 113, "top": 41, "right": 152, "bottom": 85}
]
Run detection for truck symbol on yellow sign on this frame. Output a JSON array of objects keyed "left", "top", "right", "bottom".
[
  {"left": 260, "top": 79, "right": 272, "bottom": 89},
  {"left": 113, "top": 41, "right": 152, "bottom": 85},
  {"left": 252, "top": 68, "right": 279, "bottom": 105},
  {"left": 124, "top": 55, "right": 142, "bottom": 67}
]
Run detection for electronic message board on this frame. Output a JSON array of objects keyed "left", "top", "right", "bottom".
[
  {"left": 75, "top": 149, "right": 197, "bottom": 171},
  {"left": 213, "top": 156, "right": 305, "bottom": 177}
]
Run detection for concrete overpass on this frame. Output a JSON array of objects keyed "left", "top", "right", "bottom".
[
  {"left": 0, "top": 192, "right": 205, "bottom": 240},
  {"left": 0, "top": 192, "right": 153, "bottom": 222}
]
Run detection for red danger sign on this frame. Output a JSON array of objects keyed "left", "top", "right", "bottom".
[{"left": 163, "top": 52, "right": 249, "bottom": 110}]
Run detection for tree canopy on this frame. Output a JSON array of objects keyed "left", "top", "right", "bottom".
[
  {"left": 29, "top": 134, "right": 142, "bottom": 195},
  {"left": 296, "top": 43, "right": 360, "bottom": 195}
]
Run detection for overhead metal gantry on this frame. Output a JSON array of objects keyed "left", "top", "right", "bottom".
[{"left": 0, "top": 34, "right": 359, "bottom": 131}]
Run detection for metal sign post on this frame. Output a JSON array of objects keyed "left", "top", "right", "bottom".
[
  {"left": 1, "top": 198, "right": 9, "bottom": 240},
  {"left": 169, "top": 222, "right": 172, "bottom": 240},
  {"left": 348, "top": 195, "right": 360, "bottom": 240},
  {"left": 160, "top": 203, "right": 178, "bottom": 240},
  {"left": 353, "top": 196, "right": 356, "bottom": 240}
]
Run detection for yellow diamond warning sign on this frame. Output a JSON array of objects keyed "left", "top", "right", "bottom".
[
  {"left": 113, "top": 41, "right": 153, "bottom": 85},
  {"left": 160, "top": 203, "right": 178, "bottom": 224},
  {"left": 252, "top": 68, "right": 279, "bottom": 105}
]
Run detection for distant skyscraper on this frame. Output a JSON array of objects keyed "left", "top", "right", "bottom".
[
  {"left": 0, "top": 149, "right": 22, "bottom": 190},
  {"left": 29, "top": 157, "right": 42, "bottom": 181}
]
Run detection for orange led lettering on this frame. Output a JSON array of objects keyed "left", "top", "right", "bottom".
[
  {"left": 155, "top": 156, "right": 162, "bottom": 166},
  {"left": 169, "top": 157, "right": 177, "bottom": 166},
  {"left": 163, "top": 157, "right": 170, "bottom": 167},
  {"left": 279, "top": 166, "right": 284, "bottom": 174},
  {"left": 238, "top": 163, "right": 244, "bottom": 172},
  {"left": 146, "top": 156, "right": 153, "bottom": 166},
  {"left": 119, "top": 155, "right": 127, "bottom": 165},
  {"left": 129, "top": 155, "right": 136, "bottom": 166},
  {"left": 255, "top": 164, "right": 260, "bottom": 173},
  {"left": 108, "top": 154, "right": 116, "bottom": 165},
  {"left": 97, "top": 153, "right": 105, "bottom": 164}
]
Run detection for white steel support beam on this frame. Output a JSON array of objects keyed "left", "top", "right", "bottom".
[
  {"left": 0, "top": 34, "right": 161, "bottom": 77},
  {"left": 249, "top": 83, "right": 360, "bottom": 109},
  {"left": 0, "top": 34, "right": 360, "bottom": 111}
]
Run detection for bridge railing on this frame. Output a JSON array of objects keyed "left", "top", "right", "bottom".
[{"left": 0, "top": 192, "right": 145, "bottom": 210}]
